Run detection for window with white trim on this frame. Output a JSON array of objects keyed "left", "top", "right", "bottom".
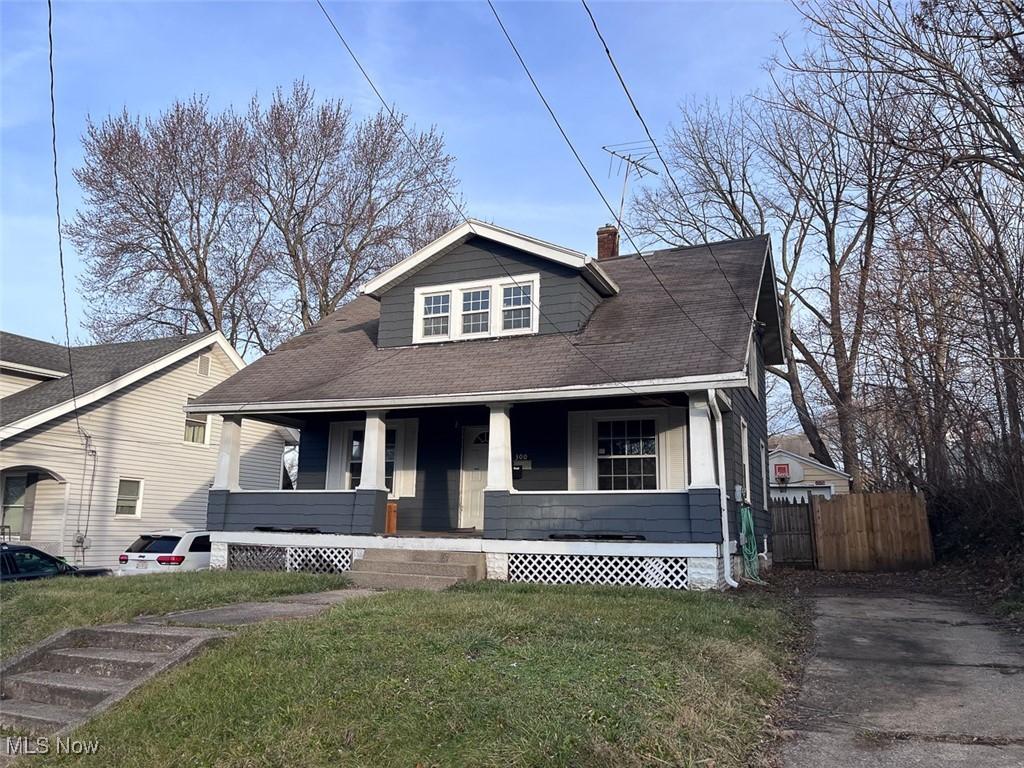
[
  {"left": 747, "top": 340, "right": 759, "bottom": 398},
  {"left": 421, "top": 292, "right": 451, "bottom": 338},
  {"left": 183, "top": 396, "right": 209, "bottom": 444},
  {"left": 1, "top": 474, "right": 27, "bottom": 537},
  {"left": 596, "top": 419, "right": 658, "bottom": 490},
  {"left": 502, "top": 283, "right": 532, "bottom": 331},
  {"left": 412, "top": 274, "right": 539, "bottom": 343},
  {"left": 346, "top": 428, "right": 397, "bottom": 493},
  {"left": 760, "top": 440, "right": 768, "bottom": 507},
  {"left": 740, "top": 418, "right": 751, "bottom": 502},
  {"left": 115, "top": 478, "right": 143, "bottom": 517}
]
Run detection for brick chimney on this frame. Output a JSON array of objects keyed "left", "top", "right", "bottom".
[{"left": 596, "top": 224, "right": 619, "bottom": 260}]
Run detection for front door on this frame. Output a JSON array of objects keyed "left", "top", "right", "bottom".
[{"left": 459, "top": 427, "right": 489, "bottom": 529}]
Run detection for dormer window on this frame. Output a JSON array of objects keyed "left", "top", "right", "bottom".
[{"left": 412, "top": 274, "right": 539, "bottom": 344}]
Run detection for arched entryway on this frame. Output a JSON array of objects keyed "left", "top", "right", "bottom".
[{"left": 1, "top": 465, "right": 68, "bottom": 551}]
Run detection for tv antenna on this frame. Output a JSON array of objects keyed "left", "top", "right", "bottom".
[{"left": 602, "top": 140, "right": 658, "bottom": 224}]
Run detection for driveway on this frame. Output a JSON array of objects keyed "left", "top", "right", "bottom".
[{"left": 782, "top": 590, "right": 1024, "bottom": 767}]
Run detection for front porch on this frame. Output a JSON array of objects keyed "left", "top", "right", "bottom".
[{"left": 205, "top": 391, "right": 752, "bottom": 589}]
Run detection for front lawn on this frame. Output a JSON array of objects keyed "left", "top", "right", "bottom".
[
  {"left": 39, "top": 582, "right": 797, "bottom": 768},
  {"left": 0, "top": 570, "right": 347, "bottom": 659}
]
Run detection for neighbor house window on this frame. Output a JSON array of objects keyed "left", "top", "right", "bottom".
[
  {"left": 461, "top": 288, "right": 490, "bottom": 334},
  {"left": 1, "top": 475, "right": 26, "bottom": 537},
  {"left": 412, "top": 274, "right": 539, "bottom": 343},
  {"left": 596, "top": 419, "right": 657, "bottom": 490},
  {"left": 502, "top": 283, "right": 532, "bottom": 331},
  {"left": 115, "top": 478, "right": 143, "bottom": 517},
  {"left": 740, "top": 418, "right": 751, "bottom": 502},
  {"left": 422, "top": 292, "right": 451, "bottom": 338},
  {"left": 347, "top": 429, "right": 396, "bottom": 493},
  {"left": 183, "top": 397, "right": 209, "bottom": 444}
]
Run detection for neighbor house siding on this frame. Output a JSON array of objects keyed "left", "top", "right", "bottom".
[
  {"left": 0, "top": 345, "right": 285, "bottom": 567},
  {"left": 376, "top": 237, "right": 602, "bottom": 347},
  {"left": 0, "top": 372, "right": 44, "bottom": 398}
]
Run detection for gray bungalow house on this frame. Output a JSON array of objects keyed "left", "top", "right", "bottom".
[{"left": 188, "top": 221, "right": 781, "bottom": 589}]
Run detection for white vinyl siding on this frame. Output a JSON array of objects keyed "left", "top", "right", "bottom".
[{"left": 0, "top": 345, "right": 287, "bottom": 567}]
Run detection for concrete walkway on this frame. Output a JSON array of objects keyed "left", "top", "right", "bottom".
[
  {"left": 138, "top": 588, "right": 378, "bottom": 627},
  {"left": 782, "top": 591, "right": 1024, "bottom": 767}
]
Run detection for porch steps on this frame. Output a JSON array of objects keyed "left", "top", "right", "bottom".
[
  {"left": 0, "top": 624, "right": 229, "bottom": 742},
  {"left": 346, "top": 548, "right": 486, "bottom": 591}
]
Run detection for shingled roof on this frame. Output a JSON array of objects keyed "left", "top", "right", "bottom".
[
  {"left": 1, "top": 332, "right": 219, "bottom": 431},
  {"left": 189, "top": 234, "right": 780, "bottom": 413},
  {"left": 0, "top": 332, "right": 72, "bottom": 374}
]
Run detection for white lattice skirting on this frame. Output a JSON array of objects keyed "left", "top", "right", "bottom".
[
  {"left": 228, "top": 544, "right": 352, "bottom": 574},
  {"left": 507, "top": 553, "right": 689, "bottom": 590}
]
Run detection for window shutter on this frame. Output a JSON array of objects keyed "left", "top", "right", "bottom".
[
  {"left": 665, "top": 406, "right": 686, "bottom": 489},
  {"left": 567, "top": 411, "right": 589, "bottom": 490}
]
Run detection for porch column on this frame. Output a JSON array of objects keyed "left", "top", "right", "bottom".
[
  {"left": 213, "top": 416, "right": 242, "bottom": 490},
  {"left": 485, "top": 403, "right": 513, "bottom": 491},
  {"left": 688, "top": 392, "right": 717, "bottom": 488},
  {"left": 356, "top": 410, "right": 388, "bottom": 491}
]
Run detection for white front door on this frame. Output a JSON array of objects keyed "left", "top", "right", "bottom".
[{"left": 459, "top": 426, "right": 489, "bottom": 529}]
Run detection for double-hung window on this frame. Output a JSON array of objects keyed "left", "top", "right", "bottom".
[
  {"left": 1, "top": 475, "right": 26, "bottom": 537},
  {"left": 421, "top": 293, "right": 450, "bottom": 338},
  {"left": 461, "top": 288, "right": 490, "bottom": 335},
  {"left": 596, "top": 419, "right": 658, "bottom": 490},
  {"left": 184, "top": 396, "right": 209, "bottom": 444},
  {"left": 502, "top": 283, "right": 532, "bottom": 331},
  {"left": 115, "top": 479, "right": 143, "bottom": 517},
  {"left": 347, "top": 429, "right": 397, "bottom": 493},
  {"left": 413, "top": 274, "right": 539, "bottom": 343}
]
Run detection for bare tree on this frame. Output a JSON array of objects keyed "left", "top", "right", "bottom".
[
  {"left": 69, "top": 98, "right": 269, "bottom": 353},
  {"left": 247, "top": 81, "right": 460, "bottom": 347}
]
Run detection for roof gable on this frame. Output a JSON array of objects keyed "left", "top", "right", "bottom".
[
  {"left": 0, "top": 332, "right": 242, "bottom": 440},
  {"left": 769, "top": 448, "right": 851, "bottom": 479},
  {"left": 361, "top": 220, "right": 618, "bottom": 298}
]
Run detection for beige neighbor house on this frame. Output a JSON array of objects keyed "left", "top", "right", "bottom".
[
  {"left": 768, "top": 446, "right": 851, "bottom": 503},
  {"left": 0, "top": 330, "right": 290, "bottom": 568}
]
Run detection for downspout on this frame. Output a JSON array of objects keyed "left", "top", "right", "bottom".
[{"left": 708, "top": 389, "right": 738, "bottom": 588}]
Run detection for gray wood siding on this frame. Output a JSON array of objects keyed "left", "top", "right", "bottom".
[
  {"left": 209, "top": 488, "right": 386, "bottom": 534},
  {"left": 723, "top": 332, "right": 770, "bottom": 543},
  {"left": 1, "top": 345, "right": 286, "bottom": 567},
  {"left": 483, "top": 490, "right": 707, "bottom": 543},
  {"left": 377, "top": 237, "right": 602, "bottom": 347}
]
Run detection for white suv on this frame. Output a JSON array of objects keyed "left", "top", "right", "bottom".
[{"left": 118, "top": 530, "right": 212, "bottom": 575}]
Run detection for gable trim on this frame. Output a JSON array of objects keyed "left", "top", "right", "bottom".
[
  {"left": 361, "top": 220, "right": 617, "bottom": 298},
  {"left": 0, "top": 361, "right": 66, "bottom": 379},
  {"left": 768, "top": 448, "right": 851, "bottom": 479},
  {"left": 0, "top": 332, "right": 243, "bottom": 441}
]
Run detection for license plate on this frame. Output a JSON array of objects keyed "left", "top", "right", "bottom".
[{"left": 135, "top": 561, "right": 148, "bottom": 570}]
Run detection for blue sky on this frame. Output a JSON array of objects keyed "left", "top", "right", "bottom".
[{"left": 1, "top": 0, "right": 802, "bottom": 344}]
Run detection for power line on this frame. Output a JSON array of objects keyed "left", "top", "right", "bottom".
[
  {"left": 580, "top": 0, "right": 754, "bottom": 324},
  {"left": 311, "top": 0, "right": 647, "bottom": 396},
  {"left": 46, "top": 0, "right": 83, "bottom": 436},
  {"left": 486, "top": 0, "right": 745, "bottom": 367}
]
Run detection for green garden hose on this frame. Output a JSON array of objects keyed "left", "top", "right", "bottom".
[{"left": 739, "top": 504, "right": 767, "bottom": 585}]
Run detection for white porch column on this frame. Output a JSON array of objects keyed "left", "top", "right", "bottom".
[
  {"left": 213, "top": 416, "right": 242, "bottom": 490},
  {"left": 688, "top": 392, "right": 717, "bottom": 488},
  {"left": 485, "top": 403, "right": 513, "bottom": 491},
  {"left": 356, "top": 410, "right": 388, "bottom": 491}
]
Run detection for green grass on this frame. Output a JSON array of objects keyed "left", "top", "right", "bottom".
[
  {"left": 37, "top": 582, "right": 797, "bottom": 768},
  {"left": 0, "top": 570, "right": 347, "bottom": 659}
]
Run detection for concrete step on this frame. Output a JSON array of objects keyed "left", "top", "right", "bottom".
[
  {"left": 70, "top": 625, "right": 196, "bottom": 653},
  {"left": 350, "top": 558, "right": 482, "bottom": 579},
  {"left": 37, "top": 647, "right": 169, "bottom": 680},
  {"left": 0, "top": 698, "right": 80, "bottom": 735},
  {"left": 360, "top": 548, "right": 485, "bottom": 566},
  {"left": 1, "top": 671, "right": 121, "bottom": 710},
  {"left": 345, "top": 570, "right": 462, "bottom": 591}
]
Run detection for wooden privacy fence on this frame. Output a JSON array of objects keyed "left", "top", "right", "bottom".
[
  {"left": 812, "top": 492, "right": 933, "bottom": 572},
  {"left": 770, "top": 500, "right": 816, "bottom": 567}
]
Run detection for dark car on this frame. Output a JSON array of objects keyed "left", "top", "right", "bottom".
[{"left": 0, "top": 543, "right": 112, "bottom": 582}]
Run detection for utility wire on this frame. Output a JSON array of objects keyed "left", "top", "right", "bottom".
[
  {"left": 313, "top": 0, "right": 652, "bottom": 395},
  {"left": 46, "top": 0, "right": 83, "bottom": 435},
  {"left": 486, "top": 0, "right": 745, "bottom": 367},
  {"left": 580, "top": 0, "right": 754, "bottom": 324}
]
